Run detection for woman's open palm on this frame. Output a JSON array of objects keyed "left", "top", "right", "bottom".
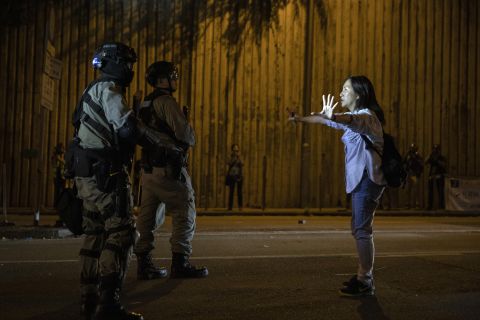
[{"left": 322, "top": 94, "right": 338, "bottom": 119}]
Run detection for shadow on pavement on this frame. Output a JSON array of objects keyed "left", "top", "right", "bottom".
[
  {"left": 25, "top": 303, "right": 82, "bottom": 320},
  {"left": 125, "top": 277, "right": 184, "bottom": 307},
  {"left": 341, "top": 295, "right": 390, "bottom": 320},
  {"left": 23, "top": 279, "right": 183, "bottom": 320}
]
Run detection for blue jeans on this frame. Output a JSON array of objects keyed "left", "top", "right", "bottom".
[{"left": 350, "top": 171, "right": 384, "bottom": 287}]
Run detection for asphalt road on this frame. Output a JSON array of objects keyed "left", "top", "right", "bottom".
[{"left": 0, "top": 216, "right": 479, "bottom": 320}]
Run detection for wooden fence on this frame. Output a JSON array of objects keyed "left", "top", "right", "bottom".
[{"left": 0, "top": 0, "right": 479, "bottom": 210}]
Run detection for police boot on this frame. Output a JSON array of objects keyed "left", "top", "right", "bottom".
[
  {"left": 136, "top": 253, "right": 168, "bottom": 280},
  {"left": 170, "top": 252, "right": 209, "bottom": 278},
  {"left": 81, "top": 292, "right": 99, "bottom": 320},
  {"left": 93, "top": 274, "right": 143, "bottom": 320}
]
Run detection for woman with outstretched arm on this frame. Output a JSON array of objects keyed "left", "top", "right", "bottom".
[{"left": 289, "top": 76, "right": 386, "bottom": 296}]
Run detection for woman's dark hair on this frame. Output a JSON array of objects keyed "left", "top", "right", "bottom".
[{"left": 348, "top": 75, "right": 385, "bottom": 125}]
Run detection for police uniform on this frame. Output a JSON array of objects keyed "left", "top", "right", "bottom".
[
  {"left": 75, "top": 79, "right": 136, "bottom": 293},
  {"left": 135, "top": 89, "right": 195, "bottom": 252},
  {"left": 134, "top": 76, "right": 207, "bottom": 278},
  {"left": 70, "top": 42, "right": 143, "bottom": 320}
]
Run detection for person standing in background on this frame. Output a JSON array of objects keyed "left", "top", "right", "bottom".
[
  {"left": 226, "top": 144, "right": 243, "bottom": 211},
  {"left": 404, "top": 143, "right": 424, "bottom": 209},
  {"left": 426, "top": 144, "right": 447, "bottom": 210}
]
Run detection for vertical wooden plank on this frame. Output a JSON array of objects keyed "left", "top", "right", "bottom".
[
  {"left": 350, "top": 0, "right": 360, "bottom": 74},
  {"left": 406, "top": 0, "right": 417, "bottom": 155},
  {"left": 422, "top": 0, "right": 435, "bottom": 207},
  {"left": 329, "top": 0, "right": 345, "bottom": 207},
  {"left": 15, "top": 20, "right": 28, "bottom": 206},
  {"left": 211, "top": 2, "right": 225, "bottom": 208},
  {"left": 382, "top": 0, "right": 392, "bottom": 132},
  {"left": 249, "top": 17, "right": 261, "bottom": 208},
  {"left": 273, "top": 8, "right": 285, "bottom": 207},
  {"left": 416, "top": 0, "right": 426, "bottom": 172},
  {"left": 432, "top": 0, "right": 443, "bottom": 155},
  {"left": 217, "top": 4, "right": 230, "bottom": 208},
  {"left": 0, "top": 25, "right": 8, "bottom": 166},
  {"left": 283, "top": 3, "right": 294, "bottom": 207},
  {"left": 319, "top": 0, "right": 336, "bottom": 207},
  {"left": 309, "top": 0, "right": 325, "bottom": 208},
  {"left": 273, "top": 12, "right": 285, "bottom": 205},
  {"left": 5, "top": 23, "right": 18, "bottom": 205},
  {"left": 390, "top": 0, "right": 401, "bottom": 134},
  {"left": 469, "top": 2, "right": 480, "bottom": 177},
  {"left": 192, "top": 0, "right": 206, "bottom": 207},
  {"left": 398, "top": 0, "right": 409, "bottom": 171},
  {"left": 30, "top": 0, "right": 47, "bottom": 210},
  {"left": 457, "top": 0, "right": 468, "bottom": 176},
  {"left": 449, "top": 0, "right": 460, "bottom": 175},
  {"left": 440, "top": 0, "right": 452, "bottom": 175},
  {"left": 374, "top": 0, "right": 384, "bottom": 101},
  {"left": 55, "top": 0, "right": 66, "bottom": 164},
  {"left": 476, "top": 0, "right": 480, "bottom": 175},
  {"left": 203, "top": 0, "right": 214, "bottom": 208},
  {"left": 0, "top": 25, "right": 10, "bottom": 164},
  {"left": 60, "top": 0, "right": 73, "bottom": 143}
]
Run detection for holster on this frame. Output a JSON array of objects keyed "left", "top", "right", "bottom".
[
  {"left": 64, "top": 138, "right": 87, "bottom": 178},
  {"left": 165, "top": 151, "right": 185, "bottom": 180},
  {"left": 142, "top": 147, "right": 186, "bottom": 180}
]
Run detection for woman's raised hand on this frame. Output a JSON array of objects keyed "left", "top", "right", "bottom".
[{"left": 322, "top": 94, "right": 338, "bottom": 120}]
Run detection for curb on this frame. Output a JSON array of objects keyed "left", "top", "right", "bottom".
[{"left": 0, "top": 226, "right": 74, "bottom": 240}]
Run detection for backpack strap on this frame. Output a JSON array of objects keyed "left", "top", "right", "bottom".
[{"left": 360, "top": 133, "right": 383, "bottom": 158}]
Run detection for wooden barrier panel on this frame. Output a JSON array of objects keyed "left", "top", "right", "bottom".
[{"left": 0, "top": 0, "right": 479, "bottom": 210}]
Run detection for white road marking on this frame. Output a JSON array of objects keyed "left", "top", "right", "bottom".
[
  {"left": 182, "top": 229, "right": 480, "bottom": 236},
  {"left": 0, "top": 250, "right": 479, "bottom": 264}
]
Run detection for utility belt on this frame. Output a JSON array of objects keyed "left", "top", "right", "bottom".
[
  {"left": 64, "top": 138, "right": 129, "bottom": 193},
  {"left": 141, "top": 146, "right": 187, "bottom": 179}
]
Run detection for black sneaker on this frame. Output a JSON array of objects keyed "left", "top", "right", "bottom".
[
  {"left": 340, "top": 279, "right": 375, "bottom": 297},
  {"left": 342, "top": 275, "right": 358, "bottom": 287}
]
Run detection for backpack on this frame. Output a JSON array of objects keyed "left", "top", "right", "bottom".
[{"left": 361, "top": 132, "right": 407, "bottom": 188}]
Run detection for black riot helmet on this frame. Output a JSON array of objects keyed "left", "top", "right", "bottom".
[
  {"left": 92, "top": 42, "right": 137, "bottom": 87},
  {"left": 145, "top": 61, "right": 179, "bottom": 91}
]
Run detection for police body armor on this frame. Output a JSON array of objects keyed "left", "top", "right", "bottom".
[
  {"left": 59, "top": 79, "right": 133, "bottom": 235},
  {"left": 139, "top": 89, "right": 188, "bottom": 180}
]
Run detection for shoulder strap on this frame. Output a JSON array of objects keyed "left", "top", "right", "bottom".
[
  {"left": 72, "top": 79, "right": 117, "bottom": 144},
  {"left": 360, "top": 133, "right": 383, "bottom": 158}
]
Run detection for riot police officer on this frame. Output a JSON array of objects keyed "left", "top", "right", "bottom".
[
  {"left": 134, "top": 61, "right": 208, "bottom": 280},
  {"left": 71, "top": 42, "right": 178, "bottom": 320}
]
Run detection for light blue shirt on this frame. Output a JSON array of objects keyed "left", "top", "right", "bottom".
[{"left": 322, "top": 108, "right": 386, "bottom": 193}]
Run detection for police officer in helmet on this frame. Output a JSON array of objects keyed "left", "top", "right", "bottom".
[
  {"left": 134, "top": 61, "right": 208, "bottom": 280},
  {"left": 72, "top": 43, "right": 179, "bottom": 320}
]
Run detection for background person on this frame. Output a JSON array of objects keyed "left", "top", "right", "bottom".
[
  {"left": 226, "top": 144, "right": 243, "bottom": 211},
  {"left": 403, "top": 143, "right": 424, "bottom": 209},
  {"left": 425, "top": 144, "right": 447, "bottom": 210}
]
